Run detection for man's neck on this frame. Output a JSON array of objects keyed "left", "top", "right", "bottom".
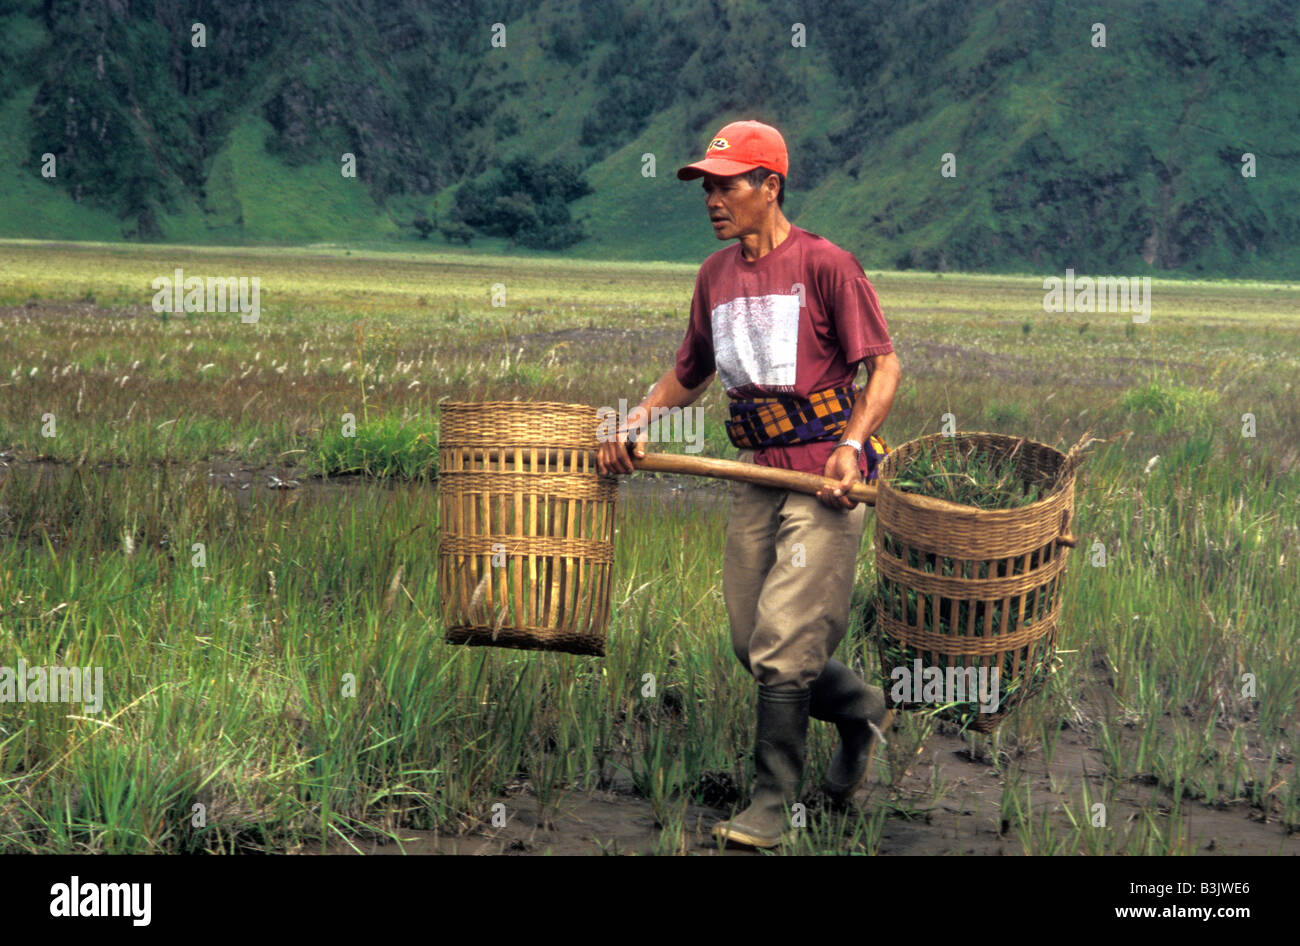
[{"left": 738, "top": 214, "right": 792, "bottom": 261}]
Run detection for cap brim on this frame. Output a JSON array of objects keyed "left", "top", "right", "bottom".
[{"left": 676, "top": 157, "right": 762, "bottom": 180}]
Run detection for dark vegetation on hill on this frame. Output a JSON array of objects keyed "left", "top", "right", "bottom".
[{"left": 2, "top": 0, "right": 1297, "bottom": 275}]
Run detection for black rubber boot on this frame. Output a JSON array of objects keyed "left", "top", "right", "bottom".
[
  {"left": 809, "top": 658, "right": 892, "bottom": 808},
  {"left": 712, "top": 685, "right": 810, "bottom": 849}
]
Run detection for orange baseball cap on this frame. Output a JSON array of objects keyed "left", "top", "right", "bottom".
[{"left": 676, "top": 120, "right": 789, "bottom": 180}]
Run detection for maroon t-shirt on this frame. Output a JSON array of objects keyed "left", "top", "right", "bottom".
[{"left": 674, "top": 224, "right": 894, "bottom": 477}]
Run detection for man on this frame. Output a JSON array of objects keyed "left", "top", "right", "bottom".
[{"left": 596, "top": 119, "right": 901, "bottom": 849}]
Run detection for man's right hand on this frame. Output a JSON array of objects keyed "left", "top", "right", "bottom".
[
  {"left": 597, "top": 425, "right": 646, "bottom": 475},
  {"left": 596, "top": 370, "right": 711, "bottom": 475}
]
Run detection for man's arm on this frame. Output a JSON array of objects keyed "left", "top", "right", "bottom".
[
  {"left": 596, "top": 368, "right": 714, "bottom": 474},
  {"left": 643, "top": 366, "right": 714, "bottom": 415},
  {"left": 839, "top": 351, "right": 901, "bottom": 447}
]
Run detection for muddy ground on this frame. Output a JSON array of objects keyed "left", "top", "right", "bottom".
[{"left": 310, "top": 716, "right": 1299, "bottom": 855}]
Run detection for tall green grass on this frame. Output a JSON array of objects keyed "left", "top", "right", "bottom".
[{"left": 312, "top": 413, "right": 439, "bottom": 479}]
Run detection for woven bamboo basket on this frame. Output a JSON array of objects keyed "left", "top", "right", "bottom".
[
  {"left": 872, "top": 432, "right": 1086, "bottom": 733},
  {"left": 437, "top": 401, "right": 617, "bottom": 656}
]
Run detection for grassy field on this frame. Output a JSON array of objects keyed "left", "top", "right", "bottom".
[{"left": 0, "top": 239, "right": 1297, "bottom": 854}]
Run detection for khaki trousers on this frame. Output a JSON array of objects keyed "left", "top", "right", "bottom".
[{"left": 723, "top": 449, "right": 868, "bottom": 690}]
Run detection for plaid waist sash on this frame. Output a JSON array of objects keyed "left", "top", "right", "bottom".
[
  {"left": 725, "top": 384, "right": 891, "bottom": 482},
  {"left": 726, "top": 384, "right": 859, "bottom": 449}
]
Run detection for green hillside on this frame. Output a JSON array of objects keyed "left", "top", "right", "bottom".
[{"left": 1, "top": 0, "right": 1297, "bottom": 276}]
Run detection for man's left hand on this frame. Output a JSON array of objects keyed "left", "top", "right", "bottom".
[{"left": 817, "top": 445, "right": 862, "bottom": 510}]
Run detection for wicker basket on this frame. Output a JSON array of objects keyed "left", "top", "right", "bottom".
[
  {"left": 436, "top": 401, "right": 616, "bottom": 656},
  {"left": 872, "top": 432, "right": 1085, "bottom": 733}
]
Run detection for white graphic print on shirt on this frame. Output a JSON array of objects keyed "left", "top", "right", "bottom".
[{"left": 711, "top": 292, "right": 800, "bottom": 394}]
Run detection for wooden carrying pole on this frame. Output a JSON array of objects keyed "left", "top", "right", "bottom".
[
  {"left": 455, "top": 447, "right": 1078, "bottom": 543},
  {"left": 631, "top": 452, "right": 878, "bottom": 505},
  {"left": 458, "top": 447, "right": 879, "bottom": 504},
  {"left": 632, "top": 451, "right": 1075, "bottom": 545}
]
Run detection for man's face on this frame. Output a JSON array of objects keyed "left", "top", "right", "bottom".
[{"left": 701, "top": 171, "right": 774, "bottom": 240}]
